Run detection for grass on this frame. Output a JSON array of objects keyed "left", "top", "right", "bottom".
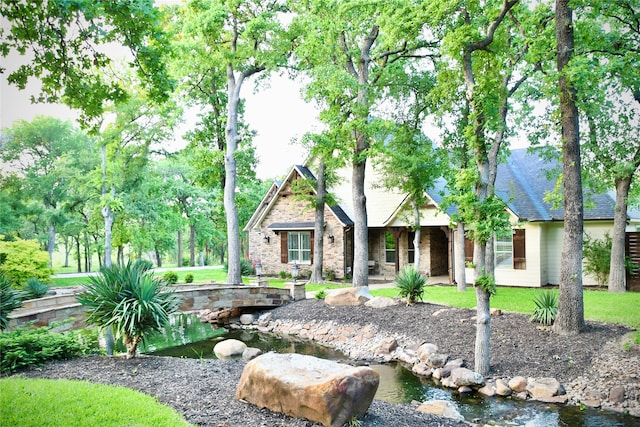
[
  {"left": 0, "top": 377, "right": 192, "bottom": 427},
  {"left": 372, "top": 284, "right": 640, "bottom": 332}
]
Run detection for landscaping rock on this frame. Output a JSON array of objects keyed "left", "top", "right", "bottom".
[
  {"left": 235, "top": 353, "right": 380, "bottom": 427},
  {"left": 325, "top": 287, "right": 372, "bottom": 306},
  {"left": 240, "top": 313, "right": 255, "bottom": 325},
  {"left": 450, "top": 367, "right": 484, "bottom": 388},
  {"left": 508, "top": 376, "right": 528, "bottom": 392},
  {"left": 426, "top": 353, "right": 448, "bottom": 368},
  {"left": 213, "top": 339, "right": 247, "bottom": 359},
  {"left": 416, "top": 400, "right": 464, "bottom": 422},
  {"left": 526, "top": 377, "right": 562, "bottom": 398},
  {"left": 242, "top": 347, "right": 262, "bottom": 360},
  {"left": 416, "top": 343, "right": 438, "bottom": 362},
  {"left": 365, "top": 296, "right": 398, "bottom": 308},
  {"left": 495, "top": 378, "right": 512, "bottom": 396}
]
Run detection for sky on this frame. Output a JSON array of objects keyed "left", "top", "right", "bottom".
[{"left": 1, "top": 61, "right": 320, "bottom": 180}]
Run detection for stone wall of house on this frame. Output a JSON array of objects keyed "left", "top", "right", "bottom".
[{"left": 248, "top": 181, "right": 347, "bottom": 279}]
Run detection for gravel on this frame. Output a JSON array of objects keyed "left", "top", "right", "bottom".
[{"left": 14, "top": 297, "right": 638, "bottom": 427}]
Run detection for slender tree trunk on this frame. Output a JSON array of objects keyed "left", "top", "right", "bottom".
[
  {"left": 124, "top": 334, "right": 141, "bottom": 359},
  {"left": 412, "top": 200, "right": 421, "bottom": 270},
  {"left": 75, "top": 236, "right": 81, "bottom": 273},
  {"left": 224, "top": 66, "right": 244, "bottom": 285},
  {"left": 608, "top": 176, "right": 631, "bottom": 292},
  {"left": 84, "top": 232, "right": 90, "bottom": 272},
  {"left": 199, "top": 251, "right": 205, "bottom": 267},
  {"left": 311, "top": 161, "right": 327, "bottom": 284},
  {"left": 554, "top": 0, "right": 585, "bottom": 334},
  {"left": 473, "top": 239, "right": 490, "bottom": 375},
  {"left": 155, "top": 246, "right": 162, "bottom": 267},
  {"left": 177, "top": 228, "right": 182, "bottom": 267},
  {"left": 47, "top": 225, "right": 56, "bottom": 267},
  {"left": 101, "top": 146, "right": 113, "bottom": 269},
  {"left": 190, "top": 224, "right": 196, "bottom": 267},
  {"left": 63, "top": 236, "right": 70, "bottom": 268},
  {"left": 456, "top": 222, "right": 467, "bottom": 291}
]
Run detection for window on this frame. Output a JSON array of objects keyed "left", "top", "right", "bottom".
[
  {"left": 495, "top": 231, "right": 513, "bottom": 268},
  {"left": 408, "top": 231, "right": 415, "bottom": 264},
  {"left": 385, "top": 231, "right": 396, "bottom": 263},
  {"left": 287, "top": 232, "right": 311, "bottom": 264},
  {"left": 513, "top": 229, "right": 526, "bottom": 270}
]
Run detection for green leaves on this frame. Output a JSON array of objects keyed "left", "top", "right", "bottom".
[
  {"left": 530, "top": 291, "right": 558, "bottom": 326},
  {"left": 77, "top": 261, "right": 180, "bottom": 357},
  {"left": 395, "top": 265, "right": 427, "bottom": 305}
]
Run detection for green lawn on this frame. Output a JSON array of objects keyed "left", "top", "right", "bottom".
[
  {"left": 0, "top": 377, "right": 192, "bottom": 427},
  {"left": 372, "top": 284, "right": 640, "bottom": 331}
]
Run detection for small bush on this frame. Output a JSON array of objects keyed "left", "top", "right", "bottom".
[
  {"left": 22, "top": 278, "right": 50, "bottom": 300},
  {"left": 323, "top": 268, "right": 336, "bottom": 281},
  {"left": 395, "top": 266, "right": 427, "bottom": 305},
  {"left": 314, "top": 290, "right": 327, "bottom": 300},
  {"left": 184, "top": 273, "right": 194, "bottom": 284},
  {"left": 0, "top": 327, "right": 99, "bottom": 373},
  {"left": 163, "top": 270, "right": 178, "bottom": 285},
  {"left": 132, "top": 259, "right": 154, "bottom": 273},
  {"left": 279, "top": 270, "right": 291, "bottom": 279},
  {"left": 0, "top": 238, "right": 52, "bottom": 287},
  {"left": 530, "top": 291, "right": 558, "bottom": 325},
  {"left": 0, "top": 274, "right": 24, "bottom": 330},
  {"left": 240, "top": 258, "right": 255, "bottom": 276}
]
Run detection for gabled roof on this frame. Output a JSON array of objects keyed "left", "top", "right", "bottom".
[
  {"left": 243, "top": 165, "right": 353, "bottom": 232},
  {"left": 496, "top": 148, "right": 616, "bottom": 221}
]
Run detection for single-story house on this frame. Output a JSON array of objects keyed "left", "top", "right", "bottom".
[{"left": 244, "top": 148, "right": 640, "bottom": 290}]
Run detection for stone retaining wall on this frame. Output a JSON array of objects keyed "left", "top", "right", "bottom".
[{"left": 8, "top": 285, "right": 292, "bottom": 331}]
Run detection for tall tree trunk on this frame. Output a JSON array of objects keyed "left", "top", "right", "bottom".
[
  {"left": 411, "top": 200, "right": 421, "bottom": 270},
  {"left": 190, "top": 223, "right": 196, "bottom": 267},
  {"left": 155, "top": 246, "right": 162, "bottom": 267},
  {"left": 224, "top": 65, "right": 244, "bottom": 285},
  {"left": 311, "top": 161, "right": 327, "bottom": 284},
  {"left": 101, "top": 145, "right": 113, "bottom": 269},
  {"left": 455, "top": 222, "right": 467, "bottom": 291},
  {"left": 63, "top": 236, "right": 70, "bottom": 268},
  {"left": 554, "top": 0, "right": 585, "bottom": 335},
  {"left": 177, "top": 228, "right": 182, "bottom": 267},
  {"left": 47, "top": 225, "right": 56, "bottom": 267},
  {"left": 75, "top": 236, "right": 81, "bottom": 273},
  {"left": 84, "top": 232, "right": 90, "bottom": 272},
  {"left": 199, "top": 251, "right": 205, "bottom": 267},
  {"left": 608, "top": 176, "right": 631, "bottom": 292}
]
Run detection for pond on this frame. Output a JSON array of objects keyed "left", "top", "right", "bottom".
[{"left": 140, "top": 314, "right": 639, "bottom": 427}]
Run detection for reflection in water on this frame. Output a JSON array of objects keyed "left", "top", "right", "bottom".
[{"left": 144, "top": 315, "right": 639, "bottom": 427}]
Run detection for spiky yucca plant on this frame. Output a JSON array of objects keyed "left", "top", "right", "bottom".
[
  {"left": 0, "top": 274, "right": 23, "bottom": 330},
  {"left": 530, "top": 291, "right": 558, "bottom": 325},
  {"left": 77, "top": 262, "right": 180, "bottom": 359},
  {"left": 395, "top": 266, "right": 427, "bottom": 305}
]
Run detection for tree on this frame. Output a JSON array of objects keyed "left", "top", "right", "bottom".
[
  {"left": 553, "top": 0, "right": 585, "bottom": 334},
  {"left": 573, "top": 0, "right": 640, "bottom": 292},
  {"left": 426, "top": 0, "right": 543, "bottom": 374},
  {"left": 170, "top": 0, "right": 288, "bottom": 284},
  {"left": 77, "top": 261, "right": 180, "bottom": 359},
  {"left": 1, "top": 0, "right": 173, "bottom": 126},
  {"left": 291, "top": 0, "right": 434, "bottom": 287},
  {"left": 0, "top": 117, "right": 97, "bottom": 265}
]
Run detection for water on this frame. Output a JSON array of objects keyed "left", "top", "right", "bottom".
[{"left": 143, "top": 315, "right": 640, "bottom": 427}]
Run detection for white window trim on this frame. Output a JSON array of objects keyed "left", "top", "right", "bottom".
[{"left": 288, "top": 231, "right": 312, "bottom": 265}]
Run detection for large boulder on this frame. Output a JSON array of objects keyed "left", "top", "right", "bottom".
[
  {"left": 450, "top": 367, "right": 484, "bottom": 388},
  {"left": 526, "top": 377, "right": 562, "bottom": 398},
  {"left": 325, "top": 287, "right": 372, "bottom": 306},
  {"left": 213, "top": 339, "right": 247, "bottom": 359},
  {"left": 236, "top": 353, "right": 380, "bottom": 427}
]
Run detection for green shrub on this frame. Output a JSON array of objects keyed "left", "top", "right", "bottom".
[
  {"left": 279, "top": 270, "right": 291, "bottom": 279},
  {"left": 240, "top": 258, "right": 255, "bottom": 276},
  {"left": 0, "top": 327, "right": 99, "bottom": 373},
  {"left": 132, "top": 259, "right": 154, "bottom": 273},
  {"left": 77, "top": 262, "right": 180, "bottom": 358},
  {"left": 323, "top": 268, "right": 336, "bottom": 281},
  {"left": 530, "top": 291, "right": 558, "bottom": 325},
  {"left": 583, "top": 233, "right": 612, "bottom": 286},
  {"left": 395, "top": 266, "right": 427, "bottom": 305},
  {"left": 0, "top": 274, "right": 24, "bottom": 330},
  {"left": 162, "top": 270, "right": 178, "bottom": 285},
  {"left": 22, "top": 278, "right": 50, "bottom": 300},
  {"left": 184, "top": 273, "right": 194, "bottom": 284},
  {"left": 314, "top": 290, "right": 327, "bottom": 299},
  {"left": 0, "top": 238, "right": 52, "bottom": 287}
]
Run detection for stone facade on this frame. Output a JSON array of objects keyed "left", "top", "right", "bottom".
[{"left": 247, "top": 179, "right": 347, "bottom": 279}]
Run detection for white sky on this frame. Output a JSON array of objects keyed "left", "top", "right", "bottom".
[{"left": 1, "top": 61, "right": 318, "bottom": 180}]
